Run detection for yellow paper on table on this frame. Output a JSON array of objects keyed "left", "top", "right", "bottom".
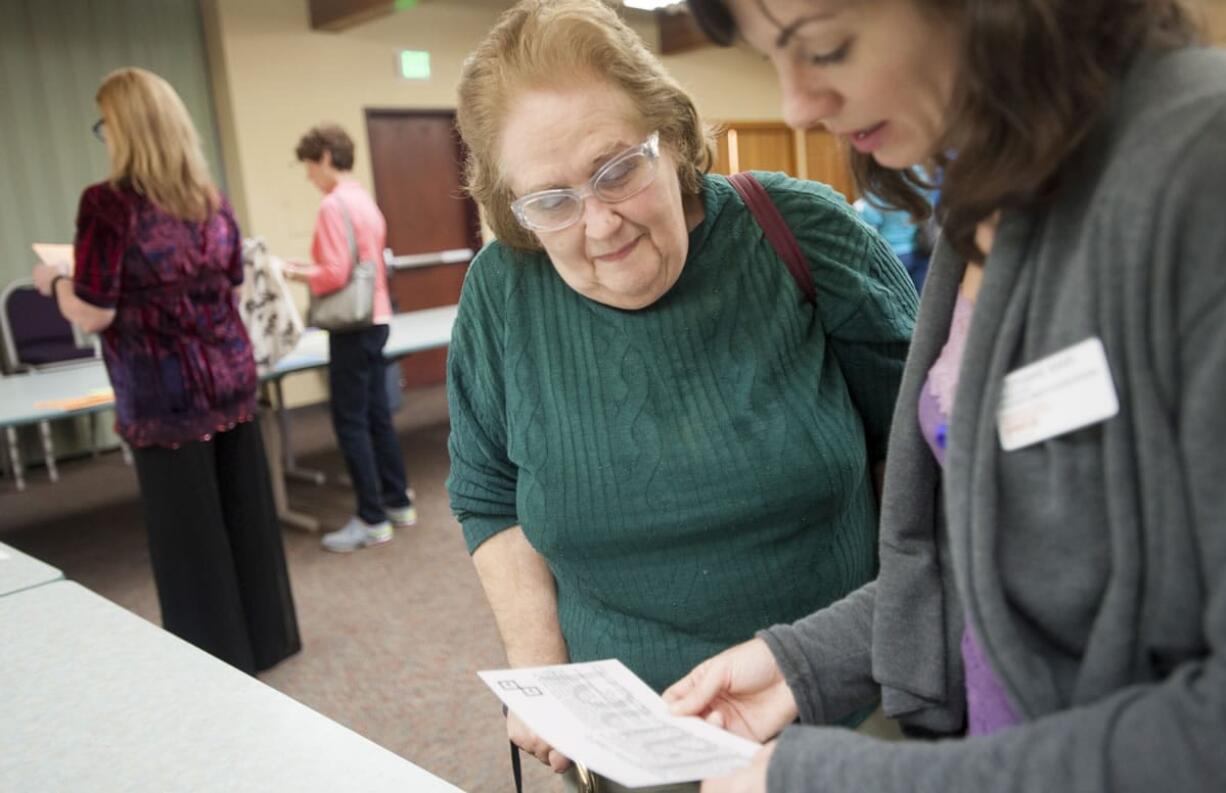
[
  {"left": 35, "top": 388, "right": 114, "bottom": 412},
  {"left": 32, "top": 243, "right": 75, "bottom": 270}
]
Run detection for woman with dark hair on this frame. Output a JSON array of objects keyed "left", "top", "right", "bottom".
[
  {"left": 31, "top": 67, "right": 300, "bottom": 674},
  {"left": 665, "top": 1, "right": 1226, "bottom": 791},
  {"left": 287, "top": 124, "right": 415, "bottom": 552}
]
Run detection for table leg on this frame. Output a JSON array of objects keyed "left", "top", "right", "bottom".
[
  {"left": 259, "top": 406, "right": 320, "bottom": 533},
  {"left": 6, "top": 426, "right": 25, "bottom": 491},
  {"left": 273, "top": 379, "right": 326, "bottom": 486},
  {"left": 38, "top": 420, "right": 59, "bottom": 483}
]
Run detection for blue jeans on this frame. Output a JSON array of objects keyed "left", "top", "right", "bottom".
[
  {"left": 899, "top": 251, "right": 930, "bottom": 295},
  {"left": 327, "top": 324, "right": 411, "bottom": 524}
]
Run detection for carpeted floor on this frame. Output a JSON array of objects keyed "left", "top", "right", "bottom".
[{"left": 0, "top": 384, "right": 559, "bottom": 793}]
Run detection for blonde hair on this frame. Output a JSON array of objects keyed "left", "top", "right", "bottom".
[
  {"left": 457, "top": 0, "right": 715, "bottom": 251},
  {"left": 96, "top": 67, "right": 219, "bottom": 222}
]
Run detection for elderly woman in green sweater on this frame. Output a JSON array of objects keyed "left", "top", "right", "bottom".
[{"left": 445, "top": 1, "right": 916, "bottom": 789}]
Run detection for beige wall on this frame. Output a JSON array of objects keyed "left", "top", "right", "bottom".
[
  {"left": 201, "top": 0, "right": 781, "bottom": 259},
  {"left": 200, "top": 0, "right": 782, "bottom": 404},
  {"left": 1207, "top": 0, "right": 1226, "bottom": 43}
]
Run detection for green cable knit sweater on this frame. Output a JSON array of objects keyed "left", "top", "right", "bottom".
[{"left": 447, "top": 172, "right": 917, "bottom": 692}]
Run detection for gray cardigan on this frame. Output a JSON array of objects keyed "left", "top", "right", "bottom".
[{"left": 762, "top": 46, "right": 1226, "bottom": 792}]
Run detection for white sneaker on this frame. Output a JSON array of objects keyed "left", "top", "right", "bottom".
[
  {"left": 385, "top": 503, "right": 417, "bottom": 528},
  {"left": 321, "top": 517, "right": 393, "bottom": 553}
]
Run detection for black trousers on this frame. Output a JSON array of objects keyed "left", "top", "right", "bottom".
[
  {"left": 132, "top": 420, "right": 301, "bottom": 674},
  {"left": 327, "top": 324, "right": 410, "bottom": 525}
]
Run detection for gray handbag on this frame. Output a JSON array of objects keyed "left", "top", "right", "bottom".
[{"left": 307, "top": 200, "right": 376, "bottom": 332}]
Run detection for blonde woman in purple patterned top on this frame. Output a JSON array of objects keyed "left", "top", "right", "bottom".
[{"left": 32, "top": 67, "right": 299, "bottom": 674}]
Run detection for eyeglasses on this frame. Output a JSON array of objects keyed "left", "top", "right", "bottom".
[
  {"left": 511, "top": 131, "right": 660, "bottom": 233},
  {"left": 91, "top": 119, "right": 106, "bottom": 143}
]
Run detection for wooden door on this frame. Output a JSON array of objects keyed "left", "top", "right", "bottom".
[
  {"left": 732, "top": 122, "right": 797, "bottom": 174},
  {"left": 710, "top": 121, "right": 796, "bottom": 175},
  {"left": 710, "top": 121, "right": 858, "bottom": 202},
  {"left": 366, "top": 109, "right": 481, "bottom": 388},
  {"left": 803, "top": 129, "right": 857, "bottom": 201}
]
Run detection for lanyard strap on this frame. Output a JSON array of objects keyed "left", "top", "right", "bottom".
[{"left": 510, "top": 740, "right": 523, "bottom": 793}]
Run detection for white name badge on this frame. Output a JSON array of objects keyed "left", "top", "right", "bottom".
[{"left": 997, "top": 337, "right": 1119, "bottom": 452}]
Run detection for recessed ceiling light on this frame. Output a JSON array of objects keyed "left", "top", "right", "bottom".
[{"left": 622, "top": 1, "right": 681, "bottom": 10}]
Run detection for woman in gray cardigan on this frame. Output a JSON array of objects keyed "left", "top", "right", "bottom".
[{"left": 665, "top": 1, "right": 1226, "bottom": 792}]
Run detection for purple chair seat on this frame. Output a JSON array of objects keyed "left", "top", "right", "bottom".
[{"left": 19, "top": 340, "right": 96, "bottom": 366}]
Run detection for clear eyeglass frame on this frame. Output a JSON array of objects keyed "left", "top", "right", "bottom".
[{"left": 510, "top": 131, "right": 661, "bottom": 233}]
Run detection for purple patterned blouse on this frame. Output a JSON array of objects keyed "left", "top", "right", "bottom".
[
  {"left": 918, "top": 292, "right": 1022, "bottom": 736},
  {"left": 72, "top": 183, "right": 258, "bottom": 448}
]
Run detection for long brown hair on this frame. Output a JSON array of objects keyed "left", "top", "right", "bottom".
[
  {"left": 689, "top": 0, "right": 1202, "bottom": 260},
  {"left": 96, "top": 67, "right": 220, "bottom": 222}
]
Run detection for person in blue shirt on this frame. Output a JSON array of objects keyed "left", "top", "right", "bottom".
[{"left": 854, "top": 180, "right": 937, "bottom": 294}]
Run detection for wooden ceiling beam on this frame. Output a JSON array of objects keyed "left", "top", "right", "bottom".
[
  {"left": 309, "top": 0, "right": 410, "bottom": 32},
  {"left": 656, "top": 7, "right": 712, "bottom": 56}
]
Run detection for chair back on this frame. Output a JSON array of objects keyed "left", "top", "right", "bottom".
[{"left": 0, "top": 278, "right": 99, "bottom": 374}]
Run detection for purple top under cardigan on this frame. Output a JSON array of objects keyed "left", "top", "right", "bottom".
[{"left": 917, "top": 291, "right": 1021, "bottom": 735}]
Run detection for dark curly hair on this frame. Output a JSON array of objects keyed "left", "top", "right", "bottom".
[
  {"left": 294, "top": 124, "right": 356, "bottom": 171},
  {"left": 688, "top": 0, "right": 1203, "bottom": 260}
]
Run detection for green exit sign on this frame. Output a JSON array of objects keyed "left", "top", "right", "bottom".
[{"left": 398, "top": 50, "right": 430, "bottom": 81}]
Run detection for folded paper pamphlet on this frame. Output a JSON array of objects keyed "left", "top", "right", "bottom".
[
  {"left": 31, "top": 243, "right": 74, "bottom": 269},
  {"left": 479, "top": 659, "right": 759, "bottom": 788}
]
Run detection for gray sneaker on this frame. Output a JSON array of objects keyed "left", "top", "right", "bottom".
[
  {"left": 385, "top": 503, "right": 417, "bottom": 528},
  {"left": 321, "top": 517, "right": 393, "bottom": 553}
]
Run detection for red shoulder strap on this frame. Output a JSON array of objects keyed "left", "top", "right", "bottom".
[{"left": 726, "top": 172, "right": 816, "bottom": 306}]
